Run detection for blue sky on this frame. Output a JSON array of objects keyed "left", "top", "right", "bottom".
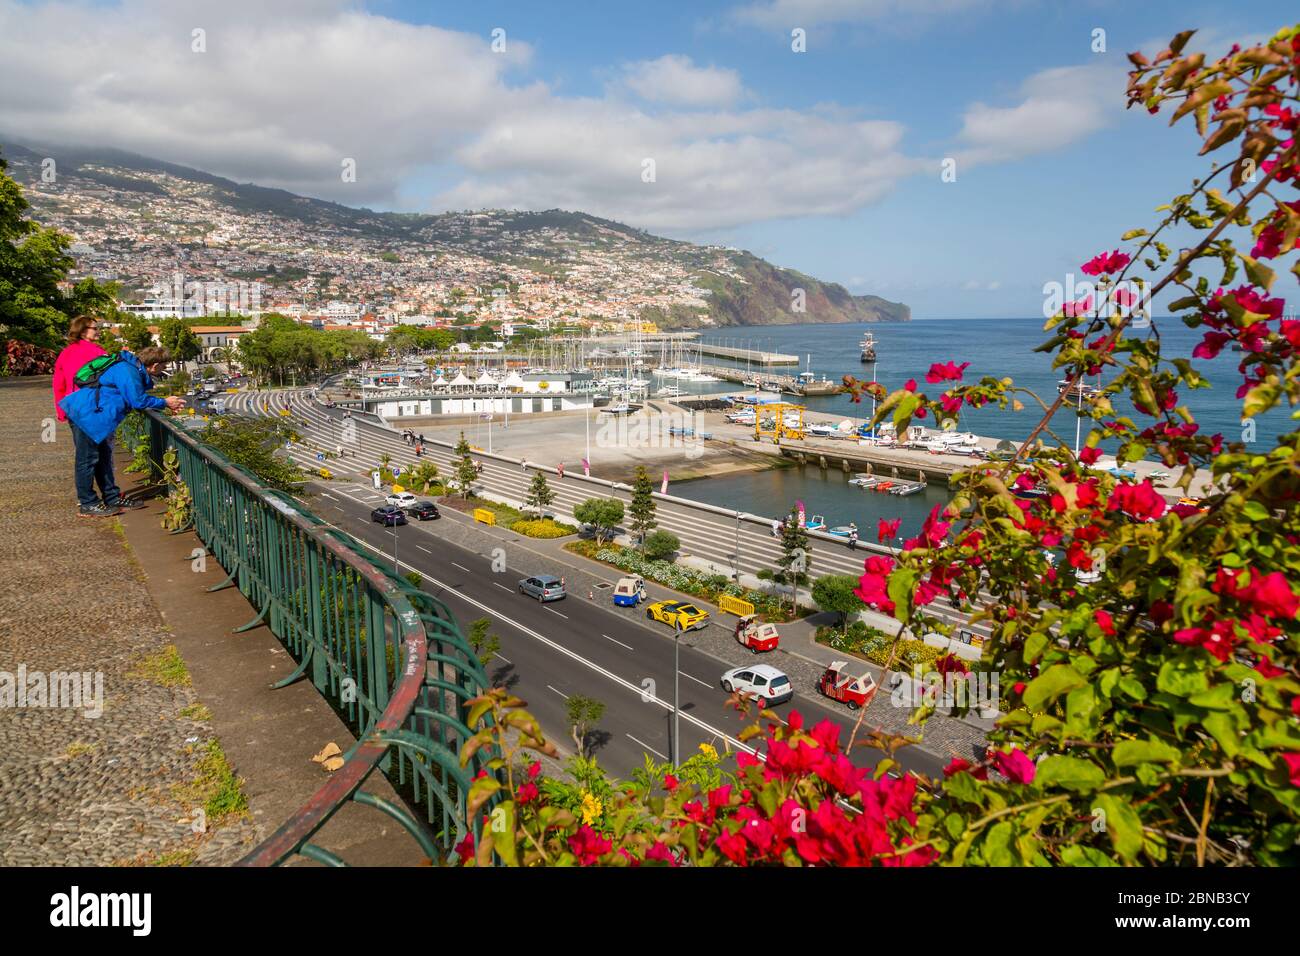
[{"left": 1, "top": 0, "right": 1294, "bottom": 317}]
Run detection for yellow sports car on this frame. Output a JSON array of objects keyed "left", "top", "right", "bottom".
[{"left": 646, "top": 601, "right": 710, "bottom": 631}]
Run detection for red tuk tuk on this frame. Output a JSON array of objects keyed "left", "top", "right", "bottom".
[
  {"left": 734, "top": 614, "right": 780, "bottom": 653},
  {"left": 817, "top": 660, "right": 877, "bottom": 710}
]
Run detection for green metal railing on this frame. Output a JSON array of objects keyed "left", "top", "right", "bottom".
[{"left": 145, "top": 410, "right": 495, "bottom": 866}]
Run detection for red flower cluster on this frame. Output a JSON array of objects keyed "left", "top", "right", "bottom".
[
  {"left": 925, "top": 361, "right": 970, "bottom": 383},
  {"left": 854, "top": 555, "right": 896, "bottom": 613},
  {"left": 1081, "top": 250, "right": 1131, "bottom": 275},
  {"left": 706, "top": 716, "right": 935, "bottom": 866},
  {"left": 1106, "top": 480, "right": 1167, "bottom": 523},
  {"left": 1212, "top": 568, "right": 1300, "bottom": 619},
  {"left": 878, "top": 517, "right": 901, "bottom": 543}
]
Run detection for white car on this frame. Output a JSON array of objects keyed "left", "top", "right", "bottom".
[
  {"left": 720, "top": 664, "right": 793, "bottom": 706},
  {"left": 386, "top": 491, "right": 418, "bottom": 510}
]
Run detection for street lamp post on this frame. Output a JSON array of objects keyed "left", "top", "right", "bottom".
[
  {"left": 673, "top": 629, "right": 681, "bottom": 767},
  {"left": 733, "top": 509, "right": 741, "bottom": 581}
]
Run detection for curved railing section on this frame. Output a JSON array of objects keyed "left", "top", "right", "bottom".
[{"left": 144, "top": 410, "right": 496, "bottom": 866}]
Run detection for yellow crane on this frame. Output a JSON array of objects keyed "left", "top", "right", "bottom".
[{"left": 754, "top": 402, "right": 805, "bottom": 443}]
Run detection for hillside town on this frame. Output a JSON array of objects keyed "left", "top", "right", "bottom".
[{"left": 10, "top": 150, "right": 740, "bottom": 342}]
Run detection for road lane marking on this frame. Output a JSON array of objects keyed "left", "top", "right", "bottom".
[
  {"left": 494, "top": 582, "right": 513, "bottom": 592},
  {"left": 602, "top": 633, "right": 634, "bottom": 650},
  {"left": 452, "top": 562, "right": 470, "bottom": 572},
  {"left": 417, "top": 545, "right": 433, "bottom": 554},
  {"left": 626, "top": 734, "right": 668, "bottom": 761},
  {"left": 494, "top": 654, "right": 512, "bottom": 665},
  {"left": 547, "top": 684, "right": 569, "bottom": 699},
  {"left": 545, "top": 607, "right": 569, "bottom": 619},
  {"left": 679, "top": 671, "right": 711, "bottom": 689},
  {"left": 319, "top": 493, "right": 336, "bottom": 500}
]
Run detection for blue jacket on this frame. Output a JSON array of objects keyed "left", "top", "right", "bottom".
[{"left": 59, "top": 351, "right": 167, "bottom": 444}]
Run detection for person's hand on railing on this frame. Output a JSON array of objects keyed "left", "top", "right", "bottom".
[{"left": 164, "top": 395, "right": 187, "bottom": 411}]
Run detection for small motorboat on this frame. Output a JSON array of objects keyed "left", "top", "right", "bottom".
[{"left": 804, "top": 514, "right": 826, "bottom": 531}]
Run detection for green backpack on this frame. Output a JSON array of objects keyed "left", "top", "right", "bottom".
[{"left": 74, "top": 352, "right": 124, "bottom": 388}]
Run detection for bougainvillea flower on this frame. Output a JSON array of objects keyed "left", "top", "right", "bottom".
[
  {"left": 1107, "top": 481, "right": 1167, "bottom": 522},
  {"left": 903, "top": 379, "right": 917, "bottom": 392},
  {"left": 1243, "top": 572, "right": 1299, "bottom": 619},
  {"left": 663, "top": 774, "right": 679, "bottom": 792},
  {"left": 989, "top": 748, "right": 1037, "bottom": 784},
  {"left": 1081, "top": 250, "right": 1131, "bottom": 275},
  {"left": 568, "top": 825, "right": 613, "bottom": 864},
  {"left": 1193, "top": 330, "right": 1233, "bottom": 359},
  {"left": 943, "top": 757, "right": 988, "bottom": 780},
  {"left": 454, "top": 832, "right": 475, "bottom": 863},
  {"left": 855, "top": 555, "right": 897, "bottom": 612},
  {"left": 878, "top": 518, "right": 901, "bottom": 542},
  {"left": 925, "top": 361, "right": 970, "bottom": 383},
  {"left": 1094, "top": 609, "right": 1116, "bottom": 636},
  {"left": 1079, "top": 446, "right": 1103, "bottom": 465},
  {"left": 1282, "top": 753, "right": 1300, "bottom": 789}
]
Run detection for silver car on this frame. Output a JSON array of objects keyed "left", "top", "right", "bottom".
[{"left": 518, "top": 574, "right": 565, "bottom": 602}]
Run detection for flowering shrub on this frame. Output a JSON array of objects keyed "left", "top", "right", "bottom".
[
  {"left": 0, "top": 338, "right": 57, "bottom": 375},
  {"left": 453, "top": 25, "right": 1300, "bottom": 867},
  {"left": 455, "top": 689, "right": 933, "bottom": 866},
  {"left": 838, "top": 25, "right": 1300, "bottom": 865},
  {"left": 509, "top": 518, "right": 578, "bottom": 539}
]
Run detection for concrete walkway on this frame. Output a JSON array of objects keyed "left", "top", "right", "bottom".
[{"left": 0, "top": 378, "right": 426, "bottom": 866}]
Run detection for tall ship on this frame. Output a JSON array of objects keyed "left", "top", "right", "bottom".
[{"left": 860, "top": 332, "right": 877, "bottom": 362}]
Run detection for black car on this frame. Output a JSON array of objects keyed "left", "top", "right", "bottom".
[
  {"left": 411, "top": 501, "right": 440, "bottom": 521},
  {"left": 370, "top": 505, "right": 407, "bottom": 526}
]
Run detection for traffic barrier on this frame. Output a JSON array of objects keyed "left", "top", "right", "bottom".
[
  {"left": 473, "top": 508, "right": 496, "bottom": 526},
  {"left": 718, "top": 594, "right": 755, "bottom": 617}
]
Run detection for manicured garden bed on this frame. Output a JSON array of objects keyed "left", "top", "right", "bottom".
[{"left": 564, "top": 539, "right": 809, "bottom": 622}]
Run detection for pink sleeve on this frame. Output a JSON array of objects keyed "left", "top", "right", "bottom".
[{"left": 52, "top": 353, "right": 70, "bottom": 422}]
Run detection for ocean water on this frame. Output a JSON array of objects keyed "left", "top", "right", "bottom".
[{"left": 673, "top": 318, "right": 1293, "bottom": 537}]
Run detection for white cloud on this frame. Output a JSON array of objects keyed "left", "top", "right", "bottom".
[
  {"left": 953, "top": 62, "right": 1128, "bottom": 168},
  {"left": 733, "top": 0, "right": 997, "bottom": 29},
  {"left": 0, "top": 0, "right": 1114, "bottom": 236},
  {"left": 618, "top": 55, "right": 745, "bottom": 108}
]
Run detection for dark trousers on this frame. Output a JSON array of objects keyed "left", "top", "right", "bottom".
[{"left": 70, "top": 423, "right": 120, "bottom": 508}]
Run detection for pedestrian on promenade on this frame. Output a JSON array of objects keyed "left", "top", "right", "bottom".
[
  {"left": 557, "top": 462, "right": 564, "bottom": 479},
  {"left": 59, "top": 346, "right": 184, "bottom": 517},
  {"left": 771, "top": 519, "right": 780, "bottom": 538},
  {"left": 848, "top": 527, "right": 859, "bottom": 550},
  {"left": 53, "top": 315, "right": 110, "bottom": 510}
]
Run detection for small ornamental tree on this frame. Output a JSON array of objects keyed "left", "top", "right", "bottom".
[
  {"left": 775, "top": 507, "right": 811, "bottom": 611},
  {"left": 811, "top": 574, "right": 865, "bottom": 635},
  {"left": 454, "top": 432, "right": 478, "bottom": 498},
  {"left": 565, "top": 694, "right": 606, "bottom": 760},
  {"left": 628, "top": 465, "right": 658, "bottom": 546},
  {"left": 524, "top": 469, "right": 556, "bottom": 518},
  {"left": 467, "top": 617, "right": 501, "bottom": 670},
  {"left": 408, "top": 461, "right": 440, "bottom": 494},
  {"left": 643, "top": 529, "right": 680, "bottom": 561},
  {"left": 574, "top": 497, "right": 624, "bottom": 546}
]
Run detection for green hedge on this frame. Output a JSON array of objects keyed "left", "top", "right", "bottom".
[{"left": 814, "top": 621, "right": 947, "bottom": 674}]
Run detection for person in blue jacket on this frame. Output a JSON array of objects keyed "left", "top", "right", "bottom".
[{"left": 58, "top": 346, "right": 186, "bottom": 517}]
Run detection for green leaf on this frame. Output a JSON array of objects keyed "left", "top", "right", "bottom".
[
  {"left": 1187, "top": 682, "right": 1238, "bottom": 710},
  {"left": 1157, "top": 658, "right": 1210, "bottom": 697},
  {"left": 1113, "top": 739, "right": 1182, "bottom": 767},
  {"left": 1023, "top": 664, "right": 1087, "bottom": 712},
  {"left": 983, "top": 821, "right": 1015, "bottom": 866},
  {"left": 887, "top": 567, "right": 918, "bottom": 622},
  {"left": 1202, "top": 711, "right": 1241, "bottom": 758},
  {"left": 1094, "top": 793, "right": 1144, "bottom": 862},
  {"left": 1023, "top": 631, "right": 1048, "bottom": 664},
  {"left": 491, "top": 800, "right": 518, "bottom": 866},
  {"left": 1240, "top": 255, "right": 1275, "bottom": 291},
  {"left": 1035, "top": 755, "right": 1105, "bottom": 793},
  {"left": 1242, "top": 500, "right": 1270, "bottom": 521}
]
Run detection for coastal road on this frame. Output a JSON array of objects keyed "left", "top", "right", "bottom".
[
  {"left": 299, "top": 475, "right": 949, "bottom": 780},
  {"left": 222, "top": 388, "right": 995, "bottom": 643}
]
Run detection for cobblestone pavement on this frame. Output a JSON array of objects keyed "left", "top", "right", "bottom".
[
  {"left": 359, "top": 488, "right": 990, "bottom": 767},
  {"left": 0, "top": 379, "right": 258, "bottom": 865}
]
